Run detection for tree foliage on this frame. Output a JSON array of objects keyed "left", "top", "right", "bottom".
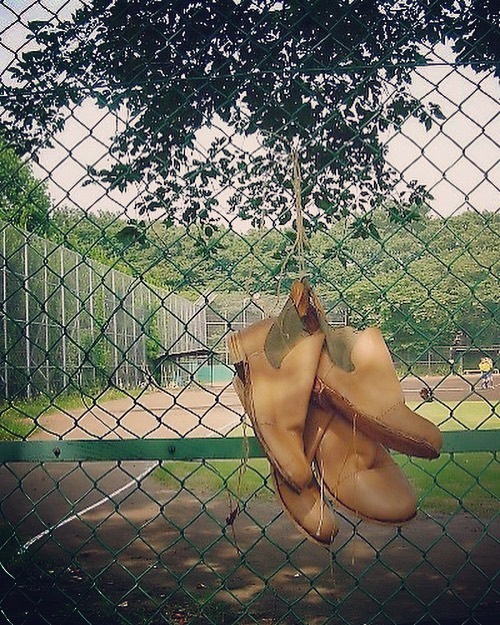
[
  {"left": 1, "top": 1, "right": 497, "bottom": 232},
  {"left": 49, "top": 206, "right": 499, "bottom": 357},
  {"left": 0, "top": 137, "right": 51, "bottom": 233}
]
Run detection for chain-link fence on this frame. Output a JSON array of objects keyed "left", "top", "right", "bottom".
[
  {"left": 0, "top": 221, "right": 208, "bottom": 398},
  {"left": 0, "top": 2, "right": 498, "bottom": 624}
]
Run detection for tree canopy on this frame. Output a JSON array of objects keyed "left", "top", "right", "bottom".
[{"left": 1, "top": 0, "right": 497, "bottom": 233}]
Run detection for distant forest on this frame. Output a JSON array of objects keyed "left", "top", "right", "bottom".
[{"left": 46, "top": 206, "right": 499, "bottom": 354}]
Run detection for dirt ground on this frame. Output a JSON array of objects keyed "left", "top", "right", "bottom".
[
  {"left": 31, "top": 373, "right": 500, "bottom": 441},
  {"left": 1, "top": 377, "right": 499, "bottom": 624},
  {"left": 2, "top": 472, "right": 499, "bottom": 625}
]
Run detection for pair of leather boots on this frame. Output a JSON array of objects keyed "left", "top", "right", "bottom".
[{"left": 227, "top": 280, "right": 443, "bottom": 546}]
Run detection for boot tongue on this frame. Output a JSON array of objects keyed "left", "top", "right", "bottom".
[
  {"left": 308, "top": 283, "right": 358, "bottom": 373},
  {"left": 264, "top": 279, "right": 358, "bottom": 372},
  {"left": 265, "top": 279, "right": 320, "bottom": 368},
  {"left": 322, "top": 325, "right": 357, "bottom": 373}
]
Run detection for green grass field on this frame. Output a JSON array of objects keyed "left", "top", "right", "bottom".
[
  {"left": 408, "top": 399, "right": 499, "bottom": 430},
  {"left": 155, "top": 450, "right": 499, "bottom": 517},
  {"left": 194, "top": 399, "right": 497, "bottom": 515},
  {"left": 403, "top": 453, "right": 499, "bottom": 515},
  {"left": 0, "top": 395, "right": 70, "bottom": 440},
  {"left": 2, "top": 391, "right": 497, "bottom": 516},
  {"left": 226, "top": 400, "right": 498, "bottom": 438},
  {"left": 0, "top": 387, "right": 144, "bottom": 441}
]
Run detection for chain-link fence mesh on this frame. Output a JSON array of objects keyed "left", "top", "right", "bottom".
[{"left": 0, "top": 1, "right": 498, "bottom": 624}]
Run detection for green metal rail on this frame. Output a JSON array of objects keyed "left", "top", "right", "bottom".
[{"left": 0, "top": 430, "right": 498, "bottom": 463}]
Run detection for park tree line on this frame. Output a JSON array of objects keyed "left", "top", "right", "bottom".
[
  {"left": 48, "top": 206, "right": 499, "bottom": 356},
  {"left": 1, "top": 137, "right": 498, "bottom": 362}
]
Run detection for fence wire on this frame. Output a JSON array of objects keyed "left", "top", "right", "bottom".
[{"left": 0, "top": 2, "right": 498, "bottom": 624}]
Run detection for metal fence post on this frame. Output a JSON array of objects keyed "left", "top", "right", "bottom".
[{"left": 23, "top": 234, "right": 31, "bottom": 398}]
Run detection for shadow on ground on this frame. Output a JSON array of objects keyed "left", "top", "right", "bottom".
[{"left": 1, "top": 484, "right": 498, "bottom": 625}]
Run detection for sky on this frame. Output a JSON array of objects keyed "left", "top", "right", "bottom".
[{"left": 0, "top": 0, "right": 498, "bottom": 225}]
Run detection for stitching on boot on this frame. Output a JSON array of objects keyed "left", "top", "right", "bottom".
[
  {"left": 247, "top": 348, "right": 265, "bottom": 359},
  {"left": 379, "top": 401, "right": 408, "bottom": 421},
  {"left": 377, "top": 402, "right": 429, "bottom": 446}
]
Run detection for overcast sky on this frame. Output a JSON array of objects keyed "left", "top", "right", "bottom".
[{"left": 1, "top": 0, "right": 498, "bottom": 224}]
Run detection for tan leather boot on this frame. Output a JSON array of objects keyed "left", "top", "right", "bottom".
[
  {"left": 315, "top": 326, "right": 442, "bottom": 459},
  {"left": 228, "top": 282, "right": 325, "bottom": 492},
  {"left": 307, "top": 399, "right": 418, "bottom": 523},
  {"left": 233, "top": 373, "right": 338, "bottom": 545},
  {"left": 274, "top": 399, "right": 415, "bottom": 539}
]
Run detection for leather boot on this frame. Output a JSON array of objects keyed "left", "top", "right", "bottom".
[
  {"left": 233, "top": 374, "right": 338, "bottom": 545},
  {"left": 228, "top": 281, "right": 325, "bottom": 492},
  {"left": 308, "top": 397, "right": 418, "bottom": 523},
  {"left": 315, "top": 326, "right": 442, "bottom": 459}
]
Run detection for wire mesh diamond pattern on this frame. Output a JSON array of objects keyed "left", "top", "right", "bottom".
[{"left": 0, "top": 2, "right": 498, "bottom": 624}]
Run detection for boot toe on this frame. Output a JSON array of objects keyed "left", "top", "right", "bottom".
[
  {"left": 380, "top": 403, "right": 443, "bottom": 459},
  {"left": 274, "top": 472, "right": 338, "bottom": 545},
  {"left": 331, "top": 463, "right": 417, "bottom": 523},
  {"left": 315, "top": 413, "right": 418, "bottom": 524}
]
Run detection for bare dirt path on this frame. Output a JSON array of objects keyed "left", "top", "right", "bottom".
[
  {"left": 2, "top": 462, "right": 498, "bottom": 624},
  {"left": 33, "top": 372, "right": 499, "bottom": 441},
  {"left": 34, "top": 382, "right": 244, "bottom": 440}
]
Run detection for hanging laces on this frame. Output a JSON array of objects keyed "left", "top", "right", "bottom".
[{"left": 291, "top": 148, "right": 307, "bottom": 280}]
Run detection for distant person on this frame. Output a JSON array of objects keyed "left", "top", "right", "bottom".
[{"left": 479, "top": 357, "right": 494, "bottom": 389}]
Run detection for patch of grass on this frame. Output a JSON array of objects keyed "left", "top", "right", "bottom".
[
  {"left": 0, "top": 386, "right": 148, "bottom": 441},
  {"left": 229, "top": 401, "right": 498, "bottom": 434},
  {"left": 409, "top": 399, "right": 499, "bottom": 430},
  {"left": 0, "top": 395, "right": 50, "bottom": 440},
  {"left": 401, "top": 452, "right": 499, "bottom": 515},
  {"left": 156, "top": 453, "right": 499, "bottom": 516},
  {"left": 156, "top": 458, "right": 275, "bottom": 501}
]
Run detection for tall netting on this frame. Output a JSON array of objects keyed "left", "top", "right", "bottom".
[{"left": 0, "top": 2, "right": 498, "bottom": 624}]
